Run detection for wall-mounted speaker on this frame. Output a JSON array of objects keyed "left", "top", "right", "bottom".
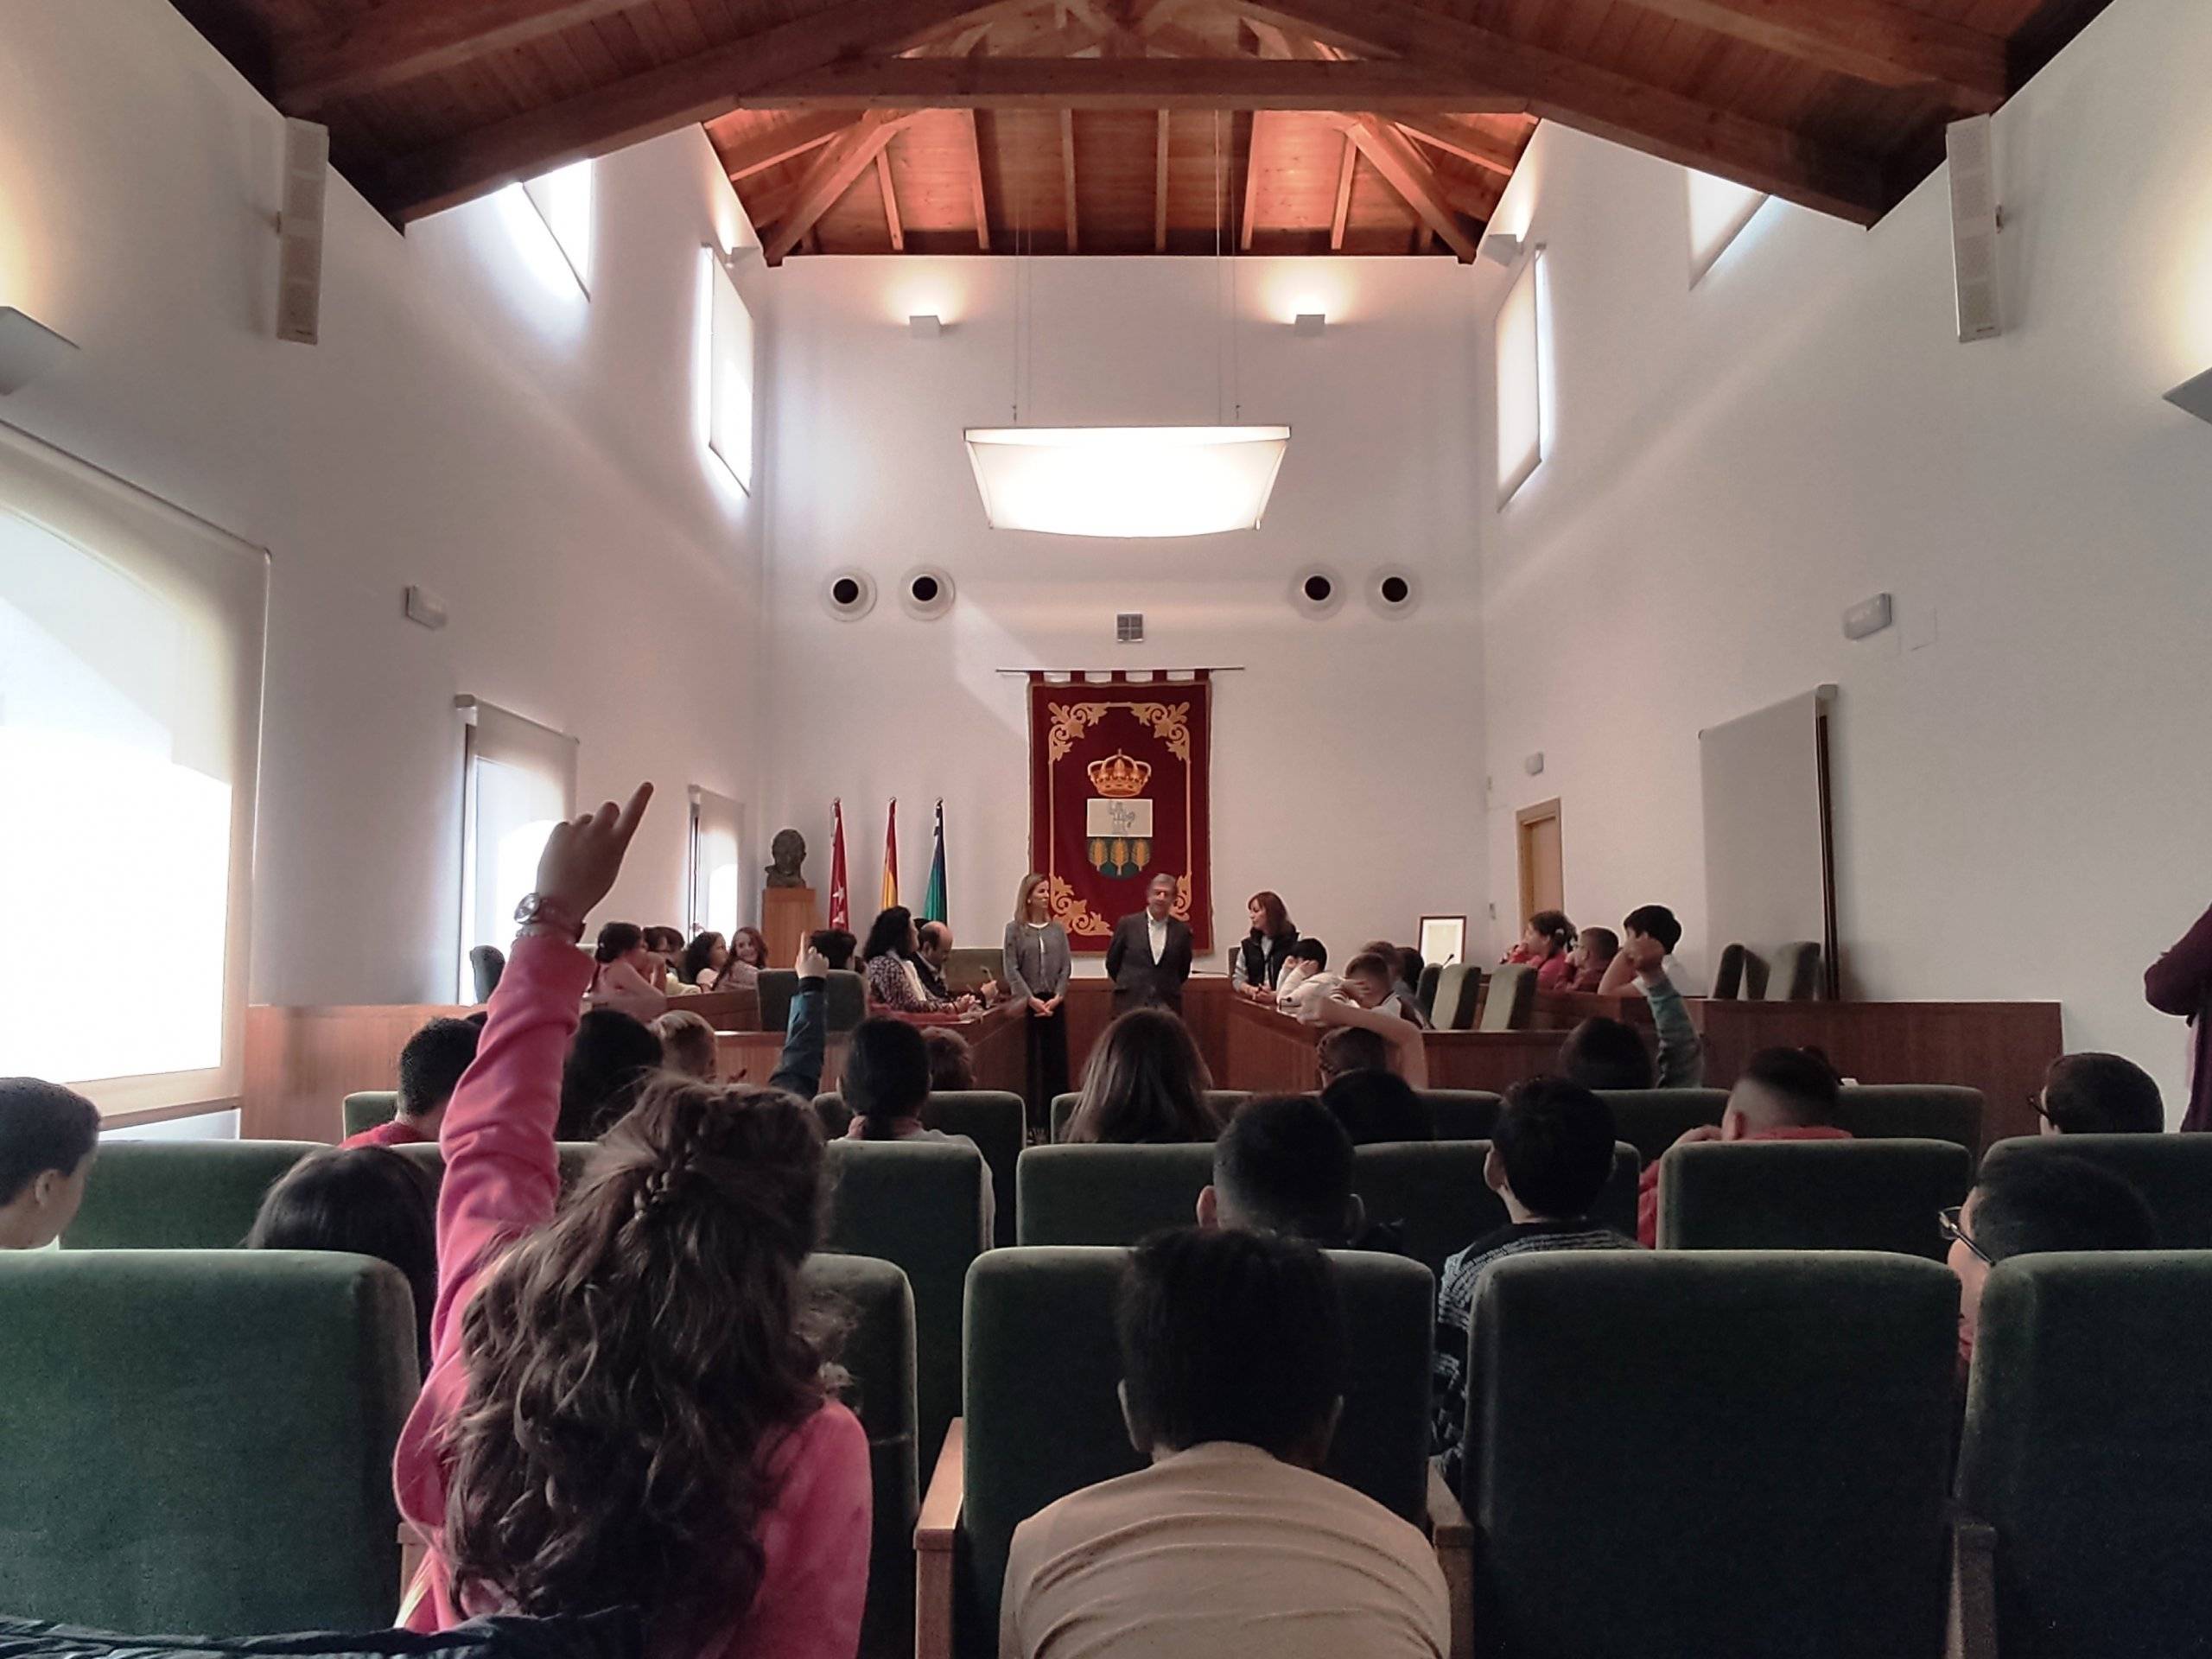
[
  {"left": 1368, "top": 567, "right": 1419, "bottom": 619},
  {"left": 1947, "top": 115, "right": 2002, "bottom": 343},
  {"left": 276, "top": 118, "right": 329, "bottom": 346},
  {"left": 823, "top": 569, "right": 876, "bottom": 620},
  {"left": 1288, "top": 567, "right": 1343, "bottom": 619},
  {"left": 900, "top": 566, "right": 955, "bottom": 620}
]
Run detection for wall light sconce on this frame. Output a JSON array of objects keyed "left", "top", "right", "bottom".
[
  {"left": 1293, "top": 313, "right": 1326, "bottom": 337},
  {"left": 909, "top": 314, "right": 944, "bottom": 338},
  {"left": 0, "top": 308, "right": 79, "bottom": 395},
  {"left": 1478, "top": 231, "right": 1525, "bottom": 268},
  {"left": 2166, "top": 367, "right": 2212, "bottom": 426}
]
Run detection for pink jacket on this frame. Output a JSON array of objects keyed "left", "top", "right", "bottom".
[{"left": 394, "top": 932, "right": 871, "bottom": 1659}]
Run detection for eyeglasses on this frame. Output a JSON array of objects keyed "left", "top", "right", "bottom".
[
  {"left": 1938, "top": 1205, "right": 1993, "bottom": 1266},
  {"left": 2025, "top": 1090, "right": 2054, "bottom": 1127}
]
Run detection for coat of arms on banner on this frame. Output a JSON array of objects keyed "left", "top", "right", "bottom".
[{"left": 1084, "top": 752, "right": 1154, "bottom": 877}]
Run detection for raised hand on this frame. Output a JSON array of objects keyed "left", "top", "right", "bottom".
[
  {"left": 1624, "top": 933, "right": 1669, "bottom": 980},
  {"left": 796, "top": 942, "right": 830, "bottom": 979},
  {"left": 533, "top": 783, "right": 652, "bottom": 922}
]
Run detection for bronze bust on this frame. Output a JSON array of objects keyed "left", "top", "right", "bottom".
[{"left": 764, "top": 828, "right": 808, "bottom": 888}]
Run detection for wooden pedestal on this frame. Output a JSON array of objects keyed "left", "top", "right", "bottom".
[{"left": 761, "top": 886, "right": 820, "bottom": 969}]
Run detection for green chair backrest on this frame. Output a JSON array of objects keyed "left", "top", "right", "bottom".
[
  {"left": 817, "top": 1091, "right": 1024, "bottom": 1250},
  {"left": 823, "top": 1139, "right": 986, "bottom": 1478},
  {"left": 1419, "top": 1090, "right": 1502, "bottom": 1141},
  {"left": 1049, "top": 1090, "right": 1245, "bottom": 1143},
  {"left": 388, "top": 1140, "right": 600, "bottom": 1195},
  {"left": 800, "top": 1253, "right": 918, "bottom": 1659},
  {"left": 1477, "top": 963, "right": 1536, "bottom": 1032},
  {"left": 62, "top": 1141, "right": 322, "bottom": 1249},
  {"left": 1415, "top": 961, "right": 1443, "bottom": 1017},
  {"left": 1659, "top": 1138, "right": 1972, "bottom": 1257},
  {"left": 0, "top": 1249, "right": 416, "bottom": 1634},
  {"left": 1763, "top": 941, "right": 1822, "bottom": 1000},
  {"left": 1594, "top": 1090, "right": 1728, "bottom": 1165},
  {"left": 1956, "top": 1253, "right": 2212, "bottom": 1658},
  {"left": 1352, "top": 1141, "right": 1639, "bottom": 1274},
  {"left": 1016, "top": 1143, "right": 1215, "bottom": 1245},
  {"left": 1834, "top": 1085, "right": 1984, "bottom": 1153},
  {"left": 962, "top": 1247, "right": 1435, "bottom": 1643},
  {"left": 342, "top": 1091, "right": 399, "bottom": 1138},
  {"left": 760, "top": 969, "right": 868, "bottom": 1035},
  {"left": 1711, "top": 942, "right": 1748, "bottom": 1000},
  {"left": 1469, "top": 1250, "right": 1957, "bottom": 1658},
  {"left": 1978, "top": 1135, "right": 2212, "bottom": 1248},
  {"left": 1431, "top": 963, "right": 1479, "bottom": 1031}
]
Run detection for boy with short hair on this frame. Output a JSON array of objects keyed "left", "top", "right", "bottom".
[
  {"left": 1312, "top": 952, "right": 1428, "bottom": 1087},
  {"left": 1636, "top": 1046, "right": 1848, "bottom": 1246},
  {"left": 1198, "top": 1094, "right": 1364, "bottom": 1247},
  {"left": 0, "top": 1077, "right": 101, "bottom": 1249},
  {"left": 1595, "top": 904, "right": 1694, "bottom": 996},
  {"left": 340, "top": 1015, "right": 482, "bottom": 1147},
  {"left": 2037, "top": 1052, "right": 2164, "bottom": 1135}
]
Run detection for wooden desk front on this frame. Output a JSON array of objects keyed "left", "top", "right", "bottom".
[{"left": 1220, "top": 995, "right": 1569, "bottom": 1095}]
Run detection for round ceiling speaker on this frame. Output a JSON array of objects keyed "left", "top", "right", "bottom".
[
  {"left": 1369, "top": 566, "right": 1419, "bottom": 619},
  {"left": 1288, "top": 566, "right": 1344, "bottom": 620},
  {"left": 900, "top": 566, "right": 955, "bottom": 620},
  {"left": 823, "top": 569, "right": 877, "bottom": 621}
]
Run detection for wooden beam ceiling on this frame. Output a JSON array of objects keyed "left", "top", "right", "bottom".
[
  {"left": 1060, "top": 110, "right": 1080, "bottom": 251},
  {"left": 1154, "top": 108, "right": 1171, "bottom": 251},
  {"left": 876, "top": 151, "right": 906, "bottom": 249},
  {"left": 1328, "top": 132, "right": 1355, "bottom": 251},
  {"left": 715, "top": 110, "right": 857, "bottom": 181},
  {"left": 1342, "top": 115, "right": 1478, "bottom": 261},
  {"left": 734, "top": 55, "right": 1529, "bottom": 111},
  {"left": 1624, "top": 0, "right": 2008, "bottom": 111},
  {"left": 1386, "top": 112, "right": 1520, "bottom": 178},
  {"left": 274, "top": 0, "right": 640, "bottom": 110},
  {"left": 766, "top": 111, "right": 918, "bottom": 264},
  {"left": 962, "top": 109, "right": 993, "bottom": 249}
]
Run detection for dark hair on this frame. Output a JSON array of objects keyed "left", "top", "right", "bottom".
[
  {"left": 1319, "top": 1069, "right": 1433, "bottom": 1146},
  {"left": 1526, "top": 910, "right": 1574, "bottom": 954},
  {"left": 810, "top": 929, "right": 858, "bottom": 970},
  {"left": 1343, "top": 950, "right": 1395, "bottom": 987},
  {"left": 594, "top": 922, "right": 645, "bottom": 965},
  {"left": 680, "top": 931, "right": 726, "bottom": 986},
  {"left": 0, "top": 1078, "right": 100, "bottom": 1206},
  {"left": 917, "top": 919, "right": 950, "bottom": 955},
  {"left": 644, "top": 926, "right": 684, "bottom": 957},
  {"left": 1395, "top": 946, "right": 1424, "bottom": 989},
  {"left": 1288, "top": 938, "right": 1328, "bottom": 969},
  {"left": 397, "top": 1017, "right": 481, "bottom": 1120},
  {"left": 1069, "top": 1009, "right": 1219, "bottom": 1144},
  {"left": 1247, "top": 891, "right": 1291, "bottom": 939},
  {"left": 1215, "top": 1096, "right": 1354, "bottom": 1243},
  {"left": 1972, "top": 1154, "right": 2158, "bottom": 1261},
  {"left": 861, "top": 907, "right": 915, "bottom": 964},
  {"left": 922, "top": 1027, "right": 973, "bottom": 1091},
  {"left": 1315, "top": 1025, "right": 1390, "bottom": 1085},
  {"left": 1737, "top": 1046, "right": 1841, "bottom": 1125},
  {"left": 445, "top": 1081, "right": 830, "bottom": 1642},
  {"left": 1559, "top": 1018, "right": 1653, "bottom": 1090},
  {"left": 558, "top": 1010, "right": 665, "bottom": 1140},
  {"left": 845, "top": 1018, "right": 930, "bottom": 1133},
  {"left": 2042, "top": 1053, "right": 2164, "bottom": 1135},
  {"left": 1493, "top": 1078, "right": 1617, "bottom": 1219},
  {"left": 1578, "top": 926, "right": 1620, "bottom": 964},
  {"left": 245, "top": 1147, "right": 437, "bottom": 1367},
  {"left": 1621, "top": 905, "right": 1682, "bottom": 953},
  {"left": 1117, "top": 1228, "right": 1344, "bottom": 1460}
]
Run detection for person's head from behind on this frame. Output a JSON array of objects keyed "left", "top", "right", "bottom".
[
  {"left": 1487, "top": 1078, "right": 1617, "bottom": 1223},
  {"left": 0, "top": 1079, "right": 100, "bottom": 1250},
  {"left": 1395, "top": 946, "right": 1424, "bottom": 993},
  {"left": 594, "top": 922, "right": 652, "bottom": 976},
  {"left": 643, "top": 925, "right": 685, "bottom": 964},
  {"left": 728, "top": 927, "right": 768, "bottom": 969},
  {"left": 1620, "top": 905, "right": 1682, "bottom": 957},
  {"left": 1558, "top": 1017, "right": 1653, "bottom": 1090},
  {"left": 1341, "top": 951, "right": 1396, "bottom": 1010},
  {"left": 1948, "top": 1154, "right": 2157, "bottom": 1349},
  {"left": 1117, "top": 1228, "right": 1344, "bottom": 1470},
  {"left": 558, "top": 1010, "right": 664, "bottom": 1140},
  {"left": 1070, "top": 1008, "right": 1218, "bottom": 1144},
  {"left": 845, "top": 1017, "right": 930, "bottom": 1135},
  {"left": 396, "top": 1016, "right": 481, "bottom": 1134},
  {"left": 1145, "top": 872, "right": 1179, "bottom": 921},
  {"left": 245, "top": 1147, "right": 438, "bottom": 1364},
  {"left": 1200, "top": 1095, "right": 1361, "bottom": 1245},
  {"left": 1725, "top": 1047, "right": 1840, "bottom": 1136},
  {"left": 922, "top": 1027, "right": 973, "bottom": 1092},
  {"left": 1316, "top": 1025, "right": 1390, "bottom": 1087},
  {"left": 810, "top": 928, "right": 858, "bottom": 971},
  {"left": 1573, "top": 925, "right": 1619, "bottom": 977},
  {"left": 2039, "top": 1052, "right": 2164, "bottom": 1136},
  {"left": 1246, "top": 891, "right": 1289, "bottom": 940},
  {"left": 1319, "top": 1068, "right": 1433, "bottom": 1146},
  {"left": 680, "top": 931, "right": 728, "bottom": 986},
  {"left": 862, "top": 906, "right": 916, "bottom": 963},
  {"left": 1520, "top": 909, "right": 1573, "bottom": 961},
  {"left": 650, "top": 1010, "right": 718, "bottom": 1080},
  {"left": 446, "top": 1078, "right": 829, "bottom": 1637},
  {"left": 916, "top": 920, "right": 952, "bottom": 969}
]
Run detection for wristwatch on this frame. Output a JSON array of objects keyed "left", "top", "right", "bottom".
[{"left": 513, "top": 892, "right": 586, "bottom": 943}]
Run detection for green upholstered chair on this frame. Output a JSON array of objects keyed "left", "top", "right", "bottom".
[
  {"left": 1836, "top": 1085, "right": 1985, "bottom": 1154},
  {"left": 1015, "top": 1143, "right": 1214, "bottom": 1245},
  {"left": 922, "top": 1246, "right": 1449, "bottom": 1659},
  {"left": 1420, "top": 1090, "right": 1502, "bottom": 1141},
  {"left": 1048, "top": 1090, "right": 1245, "bottom": 1143},
  {"left": 1978, "top": 1135, "right": 2212, "bottom": 1248},
  {"left": 1711, "top": 942, "right": 1748, "bottom": 1000},
  {"left": 1431, "top": 963, "right": 1479, "bottom": 1031},
  {"left": 1416, "top": 961, "right": 1443, "bottom": 1019},
  {"left": 1763, "top": 940, "right": 1822, "bottom": 1000},
  {"left": 760, "top": 968, "right": 868, "bottom": 1036},
  {"left": 1593, "top": 1089, "right": 1729, "bottom": 1166},
  {"left": 1658, "top": 1138, "right": 1972, "bottom": 1257},
  {"left": 1476, "top": 963, "right": 1536, "bottom": 1033},
  {"left": 816, "top": 1090, "right": 1024, "bottom": 1250},
  {"left": 801, "top": 1253, "right": 918, "bottom": 1659},
  {"left": 0, "top": 1249, "right": 417, "bottom": 1634},
  {"left": 61, "top": 1141, "right": 321, "bottom": 1249},
  {"left": 823, "top": 1139, "right": 987, "bottom": 1479},
  {"left": 1466, "top": 1250, "right": 1958, "bottom": 1659},
  {"left": 1353, "top": 1141, "right": 1640, "bottom": 1274},
  {"left": 1952, "top": 1253, "right": 2212, "bottom": 1659},
  {"left": 342, "top": 1091, "right": 399, "bottom": 1139},
  {"left": 387, "top": 1141, "right": 599, "bottom": 1196}
]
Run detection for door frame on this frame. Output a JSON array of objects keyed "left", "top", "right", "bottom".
[{"left": 1515, "top": 798, "right": 1563, "bottom": 930}]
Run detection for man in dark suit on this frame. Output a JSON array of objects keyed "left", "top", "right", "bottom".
[{"left": 1105, "top": 871, "right": 1196, "bottom": 1016}]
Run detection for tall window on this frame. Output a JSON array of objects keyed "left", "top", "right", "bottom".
[
  {"left": 513, "top": 158, "right": 594, "bottom": 296},
  {"left": 0, "top": 422, "right": 266, "bottom": 1119},
  {"left": 1687, "top": 169, "right": 1769, "bottom": 281},
  {"left": 1496, "top": 250, "right": 1548, "bottom": 505},
  {"left": 705, "top": 250, "right": 756, "bottom": 493},
  {"left": 688, "top": 786, "right": 742, "bottom": 940},
  {"left": 457, "top": 697, "right": 576, "bottom": 1000}
]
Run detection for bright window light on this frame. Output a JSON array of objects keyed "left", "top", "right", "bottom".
[
  {"left": 963, "top": 426, "right": 1291, "bottom": 537},
  {"left": 706, "top": 252, "right": 756, "bottom": 493},
  {"left": 1687, "top": 169, "right": 1769, "bottom": 281},
  {"left": 1496, "top": 251, "right": 1547, "bottom": 504},
  {"left": 522, "top": 159, "right": 594, "bottom": 294},
  {"left": 457, "top": 698, "right": 576, "bottom": 1001},
  {"left": 689, "top": 787, "right": 742, "bottom": 939}
]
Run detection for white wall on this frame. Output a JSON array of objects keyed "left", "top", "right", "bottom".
[
  {"left": 1477, "top": 0, "right": 2212, "bottom": 1110},
  {"left": 760, "top": 256, "right": 1490, "bottom": 969},
  {"left": 0, "top": 0, "right": 769, "bottom": 1006}
]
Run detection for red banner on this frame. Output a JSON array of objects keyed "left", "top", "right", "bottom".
[{"left": 1027, "top": 672, "right": 1212, "bottom": 956}]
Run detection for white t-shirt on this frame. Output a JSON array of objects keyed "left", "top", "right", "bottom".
[
  {"left": 1147, "top": 913, "right": 1169, "bottom": 964},
  {"left": 1278, "top": 973, "right": 1346, "bottom": 1021}
]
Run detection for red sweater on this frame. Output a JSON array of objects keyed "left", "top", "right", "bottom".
[
  {"left": 393, "top": 932, "right": 871, "bottom": 1659},
  {"left": 339, "top": 1118, "right": 431, "bottom": 1150},
  {"left": 2145, "top": 901, "right": 2212, "bottom": 1133},
  {"left": 1637, "top": 1125, "right": 1854, "bottom": 1248}
]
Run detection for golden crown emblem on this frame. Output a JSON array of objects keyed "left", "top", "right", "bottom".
[{"left": 1087, "top": 751, "right": 1152, "bottom": 798}]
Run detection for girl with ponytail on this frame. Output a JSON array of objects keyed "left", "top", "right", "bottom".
[{"left": 391, "top": 785, "right": 869, "bottom": 1659}]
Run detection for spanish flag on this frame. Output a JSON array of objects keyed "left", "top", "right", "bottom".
[
  {"left": 880, "top": 799, "right": 899, "bottom": 912},
  {"left": 827, "top": 799, "right": 849, "bottom": 931}
]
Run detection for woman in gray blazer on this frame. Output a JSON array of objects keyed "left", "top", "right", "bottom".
[{"left": 1004, "top": 872, "right": 1073, "bottom": 1135}]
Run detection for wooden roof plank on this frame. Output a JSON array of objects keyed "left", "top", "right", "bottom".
[
  {"left": 277, "top": 0, "right": 647, "bottom": 110},
  {"left": 765, "top": 108, "right": 914, "bottom": 263},
  {"left": 1344, "top": 114, "right": 1478, "bottom": 260},
  {"left": 1624, "top": 0, "right": 2008, "bottom": 111},
  {"left": 734, "top": 54, "right": 1530, "bottom": 110}
]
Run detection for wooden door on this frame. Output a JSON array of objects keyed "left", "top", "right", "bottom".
[{"left": 1516, "top": 799, "right": 1563, "bottom": 927}]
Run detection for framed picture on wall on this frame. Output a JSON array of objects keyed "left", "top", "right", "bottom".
[{"left": 1419, "top": 914, "right": 1466, "bottom": 968}]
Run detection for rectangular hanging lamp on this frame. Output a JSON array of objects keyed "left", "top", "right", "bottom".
[{"left": 963, "top": 424, "right": 1291, "bottom": 537}]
